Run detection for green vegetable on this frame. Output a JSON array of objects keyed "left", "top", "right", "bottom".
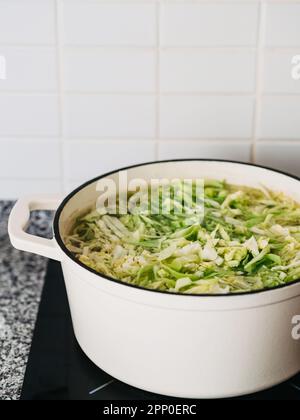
[{"left": 65, "top": 180, "right": 300, "bottom": 294}]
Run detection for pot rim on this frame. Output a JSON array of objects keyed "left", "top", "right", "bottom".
[{"left": 53, "top": 158, "right": 300, "bottom": 298}]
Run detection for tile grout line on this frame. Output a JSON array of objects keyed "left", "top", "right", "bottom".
[
  {"left": 0, "top": 138, "right": 300, "bottom": 144},
  {"left": 0, "top": 91, "right": 299, "bottom": 97},
  {"left": 0, "top": 177, "right": 61, "bottom": 181},
  {"left": 252, "top": 1, "right": 265, "bottom": 164},
  {"left": 1, "top": 44, "right": 300, "bottom": 50},
  {"left": 54, "top": 0, "right": 300, "bottom": 4},
  {"left": 55, "top": 0, "right": 67, "bottom": 194},
  {"left": 0, "top": 91, "right": 300, "bottom": 97}
]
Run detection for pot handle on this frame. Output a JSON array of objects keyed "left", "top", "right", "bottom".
[{"left": 8, "top": 195, "right": 63, "bottom": 261}]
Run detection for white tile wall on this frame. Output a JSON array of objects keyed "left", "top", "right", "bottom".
[
  {"left": 63, "top": 48, "right": 156, "bottom": 93},
  {"left": 64, "top": 94, "right": 156, "bottom": 138},
  {"left": 0, "top": 0, "right": 299, "bottom": 199},
  {"left": 0, "top": 179, "right": 62, "bottom": 200},
  {"left": 256, "top": 142, "right": 300, "bottom": 177},
  {"left": 0, "top": 140, "right": 60, "bottom": 178},
  {"left": 0, "top": 95, "right": 60, "bottom": 137},
  {"left": 62, "top": 2, "right": 157, "bottom": 46},
  {"left": 158, "top": 141, "right": 252, "bottom": 162},
  {"left": 263, "top": 49, "right": 300, "bottom": 94},
  {"left": 160, "top": 96, "right": 254, "bottom": 139},
  {"left": 0, "top": 0, "right": 56, "bottom": 45},
  {"left": 259, "top": 96, "right": 300, "bottom": 140},
  {"left": 65, "top": 140, "right": 156, "bottom": 182},
  {"left": 160, "top": 3, "right": 259, "bottom": 47},
  {"left": 264, "top": 3, "right": 300, "bottom": 47},
  {"left": 160, "top": 49, "right": 256, "bottom": 93},
  {"left": 0, "top": 47, "right": 57, "bottom": 91}
]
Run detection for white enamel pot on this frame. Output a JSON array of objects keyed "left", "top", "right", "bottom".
[{"left": 8, "top": 160, "right": 300, "bottom": 399}]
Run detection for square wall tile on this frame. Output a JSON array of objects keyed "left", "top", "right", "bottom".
[
  {"left": 256, "top": 142, "right": 300, "bottom": 177},
  {"left": 161, "top": 3, "right": 259, "bottom": 47},
  {"left": 160, "top": 95, "right": 254, "bottom": 139},
  {"left": 65, "top": 179, "right": 84, "bottom": 194},
  {"left": 62, "top": 1, "right": 157, "bottom": 46},
  {"left": 65, "top": 140, "right": 156, "bottom": 180},
  {"left": 160, "top": 49, "right": 256, "bottom": 93},
  {"left": 0, "top": 140, "right": 60, "bottom": 178},
  {"left": 259, "top": 96, "right": 300, "bottom": 140},
  {"left": 64, "top": 48, "right": 156, "bottom": 93},
  {"left": 64, "top": 94, "right": 156, "bottom": 138},
  {"left": 263, "top": 50, "right": 300, "bottom": 94},
  {"left": 0, "top": 0, "right": 56, "bottom": 45},
  {"left": 0, "top": 95, "right": 60, "bottom": 137},
  {"left": 265, "top": 3, "right": 300, "bottom": 47},
  {"left": 0, "top": 179, "right": 61, "bottom": 200},
  {"left": 159, "top": 141, "right": 252, "bottom": 162},
  {"left": 0, "top": 47, "right": 57, "bottom": 91}
]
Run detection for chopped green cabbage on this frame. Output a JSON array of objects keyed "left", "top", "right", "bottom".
[{"left": 65, "top": 180, "right": 300, "bottom": 294}]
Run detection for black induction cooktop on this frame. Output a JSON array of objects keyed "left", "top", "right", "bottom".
[{"left": 21, "top": 260, "right": 300, "bottom": 401}]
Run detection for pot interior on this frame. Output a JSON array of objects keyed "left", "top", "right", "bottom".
[{"left": 56, "top": 160, "right": 300, "bottom": 242}]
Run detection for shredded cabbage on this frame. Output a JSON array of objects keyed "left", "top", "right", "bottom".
[{"left": 65, "top": 180, "right": 300, "bottom": 294}]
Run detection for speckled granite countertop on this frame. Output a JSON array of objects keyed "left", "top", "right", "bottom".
[{"left": 0, "top": 202, "right": 52, "bottom": 400}]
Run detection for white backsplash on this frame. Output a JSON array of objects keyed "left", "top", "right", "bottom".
[{"left": 0, "top": 0, "right": 299, "bottom": 199}]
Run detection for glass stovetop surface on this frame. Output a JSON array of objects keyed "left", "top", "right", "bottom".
[{"left": 21, "top": 261, "right": 300, "bottom": 401}]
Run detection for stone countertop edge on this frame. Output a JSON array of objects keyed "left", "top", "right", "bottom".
[{"left": 0, "top": 201, "right": 52, "bottom": 400}]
